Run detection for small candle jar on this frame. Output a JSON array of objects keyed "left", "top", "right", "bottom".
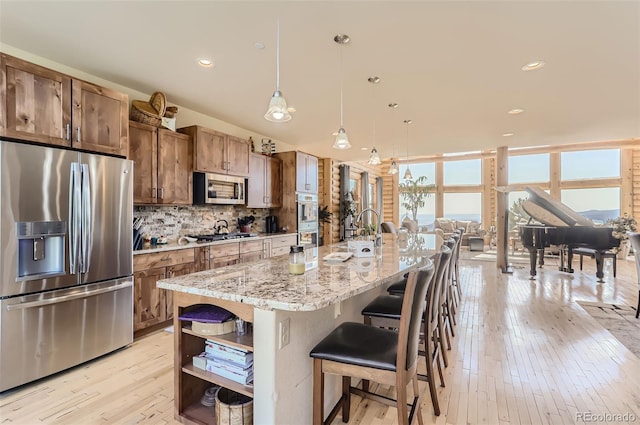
[{"left": 289, "top": 245, "right": 305, "bottom": 275}]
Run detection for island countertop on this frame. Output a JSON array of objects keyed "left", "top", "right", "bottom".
[{"left": 156, "top": 234, "right": 439, "bottom": 311}]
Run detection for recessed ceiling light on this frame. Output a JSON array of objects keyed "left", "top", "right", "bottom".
[
  {"left": 197, "top": 58, "right": 214, "bottom": 68},
  {"left": 508, "top": 108, "right": 524, "bottom": 115},
  {"left": 360, "top": 147, "right": 369, "bottom": 151},
  {"left": 503, "top": 133, "right": 514, "bottom": 137},
  {"left": 521, "top": 60, "right": 545, "bottom": 71},
  {"left": 254, "top": 42, "right": 265, "bottom": 50}
]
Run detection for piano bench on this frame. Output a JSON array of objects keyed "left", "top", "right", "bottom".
[{"left": 573, "top": 247, "right": 617, "bottom": 277}]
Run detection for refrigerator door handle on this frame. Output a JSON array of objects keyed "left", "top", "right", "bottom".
[
  {"left": 5, "top": 281, "right": 133, "bottom": 311},
  {"left": 69, "top": 163, "right": 81, "bottom": 274},
  {"left": 80, "top": 164, "right": 91, "bottom": 274}
]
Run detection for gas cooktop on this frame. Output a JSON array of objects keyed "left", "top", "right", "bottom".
[{"left": 188, "top": 232, "right": 258, "bottom": 242}]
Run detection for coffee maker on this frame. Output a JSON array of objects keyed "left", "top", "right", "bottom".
[{"left": 265, "top": 216, "right": 279, "bottom": 233}]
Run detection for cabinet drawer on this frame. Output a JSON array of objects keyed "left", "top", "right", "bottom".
[
  {"left": 240, "top": 240, "right": 263, "bottom": 254},
  {"left": 133, "top": 249, "right": 195, "bottom": 271},
  {"left": 209, "top": 242, "right": 240, "bottom": 259},
  {"left": 271, "top": 246, "right": 290, "bottom": 257},
  {"left": 270, "top": 235, "right": 297, "bottom": 248}
]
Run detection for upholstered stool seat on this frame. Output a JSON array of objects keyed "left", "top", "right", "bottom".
[
  {"left": 310, "top": 322, "right": 399, "bottom": 371},
  {"left": 387, "top": 278, "right": 408, "bottom": 295},
  {"left": 361, "top": 295, "right": 404, "bottom": 320}
]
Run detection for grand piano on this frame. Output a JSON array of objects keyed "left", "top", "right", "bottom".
[{"left": 518, "top": 187, "right": 619, "bottom": 282}]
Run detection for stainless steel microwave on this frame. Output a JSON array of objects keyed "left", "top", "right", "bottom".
[{"left": 193, "top": 172, "right": 245, "bottom": 205}]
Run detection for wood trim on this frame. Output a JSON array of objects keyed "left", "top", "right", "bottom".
[
  {"left": 621, "top": 148, "right": 633, "bottom": 216},
  {"left": 495, "top": 147, "right": 508, "bottom": 271},
  {"left": 549, "top": 152, "right": 561, "bottom": 198}
]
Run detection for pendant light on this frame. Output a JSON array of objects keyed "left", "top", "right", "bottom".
[
  {"left": 388, "top": 103, "right": 399, "bottom": 174},
  {"left": 264, "top": 19, "right": 292, "bottom": 122},
  {"left": 333, "top": 34, "right": 351, "bottom": 149},
  {"left": 367, "top": 76, "right": 381, "bottom": 165},
  {"left": 403, "top": 119, "right": 413, "bottom": 180}
]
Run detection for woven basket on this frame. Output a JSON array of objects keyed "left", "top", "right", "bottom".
[
  {"left": 130, "top": 101, "right": 161, "bottom": 127},
  {"left": 149, "top": 92, "right": 167, "bottom": 117},
  {"left": 216, "top": 388, "right": 253, "bottom": 425}
]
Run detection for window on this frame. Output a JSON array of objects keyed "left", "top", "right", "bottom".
[
  {"left": 443, "top": 159, "right": 481, "bottom": 185},
  {"left": 399, "top": 194, "right": 436, "bottom": 227},
  {"left": 561, "top": 188, "right": 620, "bottom": 224},
  {"left": 399, "top": 162, "right": 435, "bottom": 184},
  {"left": 443, "top": 193, "right": 482, "bottom": 223},
  {"left": 561, "top": 149, "right": 620, "bottom": 180},
  {"left": 508, "top": 154, "right": 549, "bottom": 184}
]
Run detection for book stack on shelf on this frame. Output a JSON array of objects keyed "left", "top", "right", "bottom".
[{"left": 193, "top": 340, "right": 253, "bottom": 385}]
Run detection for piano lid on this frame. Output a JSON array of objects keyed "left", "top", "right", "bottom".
[{"left": 523, "top": 186, "right": 594, "bottom": 227}]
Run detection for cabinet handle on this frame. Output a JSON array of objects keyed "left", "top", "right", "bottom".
[
  {"left": 152, "top": 187, "right": 157, "bottom": 199},
  {"left": 305, "top": 183, "right": 310, "bottom": 190},
  {"left": 65, "top": 124, "right": 71, "bottom": 141},
  {"left": 159, "top": 188, "right": 164, "bottom": 199},
  {"left": 76, "top": 127, "right": 81, "bottom": 143}
]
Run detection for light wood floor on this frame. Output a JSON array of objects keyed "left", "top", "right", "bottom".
[{"left": 1, "top": 253, "right": 639, "bottom": 425}]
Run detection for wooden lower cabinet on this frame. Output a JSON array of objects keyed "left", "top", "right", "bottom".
[
  {"left": 174, "top": 292, "right": 254, "bottom": 425},
  {"left": 133, "top": 248, "right": 195, "bottom": 333}
]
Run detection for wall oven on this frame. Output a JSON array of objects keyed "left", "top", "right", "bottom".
[{"left": 297, "top": 193, "right": 319, "bottom": 270}]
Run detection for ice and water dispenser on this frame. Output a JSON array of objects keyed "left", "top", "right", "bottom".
[{"left": 16, "top": 221, "right": 67, "bottom": 281}]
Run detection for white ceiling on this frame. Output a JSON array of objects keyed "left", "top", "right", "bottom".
[{"left": 1, "top": 1, "right": 638, "bottom": 162}]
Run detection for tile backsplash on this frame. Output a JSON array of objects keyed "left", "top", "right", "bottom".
[{"left": 134, "top": 205, "right": 271, "bottom": 241}]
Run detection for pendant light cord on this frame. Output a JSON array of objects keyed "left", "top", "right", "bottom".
[
  {"left": 276, "top": 19, "right": 280, "bottom": 91},
  {"left": 339, "top": 44, "right": 344, "bottom": 127}
]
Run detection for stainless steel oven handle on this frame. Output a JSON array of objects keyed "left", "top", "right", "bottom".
[{"left": 6, "top": 281, "right": 133, "bottom": 311}]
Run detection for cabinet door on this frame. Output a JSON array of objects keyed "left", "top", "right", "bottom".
[
  {"left": 227, "top": 135, "right": 250, "bottom": 177},
  {"left": 247, "top": 153, "right": 267, "bottom": 208},
  {"left": 189, "top": 126, "right": 227, "bottom": 174},
  {"left": 0, "top": 53, "right": 72, "bottom": 147},
  {"left": 133, "top": 267, "right": 166, "bottom": 331},
  {"left": 165, "top": 263, "right": 195, "bottom": 320},
  {"left": 71, "top": 79, "right": 128, "bottom": 156},
  {"left": 267, "top": 156, "right": 283, "bottom": 207},
  {"left": 240, "top": 251, "right": 264, "bottom": 263},
  {"left": 296, "top": 152, "right": 318, "bottom": 193},
  {"left": 157, "top": 129, "right": 192, "bottom": 204},
  {"left": 129, "top": 121, "right": 158, "bottom": 204},
  {"left": 194, "top": 247, "right": 211, "bottom": 271}
]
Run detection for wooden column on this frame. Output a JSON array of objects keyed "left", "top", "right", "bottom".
[
  {"left": 621, "top": 148, "right": 633, "bottom": 216},
  {"left": 549, "top": 152, "right": 561, "bottom": 199},
  {"left": 496, "top": 147, "right": 511, "bottom": 273},
  {"left": 482, "top": 156, "right": 494, "bottom": 232}
]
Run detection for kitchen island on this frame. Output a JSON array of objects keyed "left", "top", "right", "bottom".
[{"left": 157, "top": 234, "right": 439, "bottom": 425}]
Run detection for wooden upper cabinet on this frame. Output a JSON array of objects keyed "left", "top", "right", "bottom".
[
  {"left": 0, "top": 53, "right": 128, "bottom": 156},
  {"left": 129, "top": 122, "right": 158, "bottom": 203},
  {"left": 227, "top": 135, "right": 250, "bottom": 176},
  {"left": 178, "top": 125, "right": 249, "bottom": 177},
  {"left": 1, "top": 53, "right": 71, "bottom": 146},
  {"left": 296, "top": 151, "right": 318, "bottom": 194},
  {"left": 247, "top": 153, "right": 282, "bottom": 208},
  {"left": 71, "top": 79, "right": 128, "bottom": 156},
  {"left": 129, "top": 120, "right": 192, "bottom": 205}
]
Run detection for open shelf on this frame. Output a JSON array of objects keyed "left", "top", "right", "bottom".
[
  {"left": 182, "top": 401, "right": 216, "bottom": 425},
  {"left": 182, "top": 363, "right": 254, "bottom": 398},
  {"left": 182, "top": 325, "right": 253, "bottom": 352}
]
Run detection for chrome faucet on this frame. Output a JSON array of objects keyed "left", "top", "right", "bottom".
[{"left": 356, "top": 208, "right": 382, "bottom": 246}]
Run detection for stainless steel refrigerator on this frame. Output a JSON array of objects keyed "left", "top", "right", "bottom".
[{"left": 0, "top": 140, "right": 134, "bottom": 392}]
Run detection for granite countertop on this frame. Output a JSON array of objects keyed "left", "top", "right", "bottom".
[
  {"left": 156, "top": 234, "right": 440, "bottom": 312},
  {"left": 134, "top": 232, "right": 298, "bottom": 255}
]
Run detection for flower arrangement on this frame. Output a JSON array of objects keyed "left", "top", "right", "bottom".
[{"left": 607, "top": 213, "right": 637, "bottom": 241}]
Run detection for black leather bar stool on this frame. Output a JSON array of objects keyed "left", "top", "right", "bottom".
[
  {"left": 309, "top": 261, "right": 436, "bottom": 425},
  {"left": 360, "top": 246, "right": 452, "bottom": 416}
]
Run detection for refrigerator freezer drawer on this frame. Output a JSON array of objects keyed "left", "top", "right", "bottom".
[{"left": 0, "top": 278, "right": 133, "bottom": 392}]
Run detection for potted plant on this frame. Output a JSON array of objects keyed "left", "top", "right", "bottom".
[
  {"left": 607, "top": 213, "right": 637, "bottom": 258},
  {"left": 398, "top": 176, "right": 436, "bottom": 222},
  {"left": 318, "top": 205, "right": 333, "bottom": 246}
]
